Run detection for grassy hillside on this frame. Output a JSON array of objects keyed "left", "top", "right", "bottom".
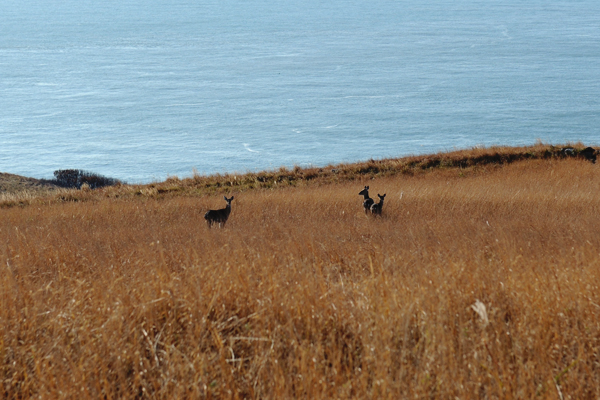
[{"left": 1, "top": 145, "right": 600, "bottom": 398}]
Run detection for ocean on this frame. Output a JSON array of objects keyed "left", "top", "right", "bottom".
[{"left": 1, "top": 0, "right": 599, "bottom": 183}]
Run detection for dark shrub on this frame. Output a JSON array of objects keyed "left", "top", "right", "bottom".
[
  {"left": 53, "top": 169, "right": 120, "bottom": 189},
  {"left": 559, "top": 146, "right": 597, "bottom": 163},
  {"left": 581, "top": 147, "right": 597, "bottom": 163}
]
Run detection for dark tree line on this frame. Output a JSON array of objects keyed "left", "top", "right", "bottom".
[{"left": 53, "top": 169, "right": 121, "bottom": 189}]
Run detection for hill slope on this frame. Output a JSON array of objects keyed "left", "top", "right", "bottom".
[
  {"left": 0, "top": 172, "right": 60, "bottom": 194},
  {"left": 0, "top": 143, "right": 596, "bottom": 207}
]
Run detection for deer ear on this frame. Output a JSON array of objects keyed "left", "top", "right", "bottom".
[
  {"left": 230, "top": 196, "right": 234, "bottom": 200},
  {"left": 224, "top": 196, "right": 227, "bottom": 200}
]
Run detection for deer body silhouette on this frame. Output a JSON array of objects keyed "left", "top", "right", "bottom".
[
  {"left": 359, "top": 186, "right": 374, "bottom": 215},
  {"left": 204, "top": 196, "right": 234, "bottom": 228},
  {"left": 370, "top": 194, "right": 386, "bottom": 216}
]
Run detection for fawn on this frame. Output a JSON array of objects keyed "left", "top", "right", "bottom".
[
  {"left": 204, "top": 196, "right": 234, "bottom": 228},
  {"left": 370, "top": 194, "right": 386, "bottom": 216},
  {"left": 359, "top": 186, "right": 374, "bottom": 214}
]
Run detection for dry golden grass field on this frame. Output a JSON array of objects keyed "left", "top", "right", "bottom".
[{"left": 2, "top": 146, "right": 600, "bottom": 399}]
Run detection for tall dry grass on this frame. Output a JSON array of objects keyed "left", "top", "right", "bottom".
[{"left": 2, "top": 158, "right": 600, "bottom": 398}]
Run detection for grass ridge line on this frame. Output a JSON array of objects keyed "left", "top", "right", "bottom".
[
  {"left": 0, "top": 143, "right": 596, "bottom": 208},
  {"left": 137, "top": 142, "right": 596, "bottom": 195}
]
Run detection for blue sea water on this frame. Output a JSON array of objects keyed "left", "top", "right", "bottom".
[{"left": 1, "top": 0, "right": 599, "bottom": 183}]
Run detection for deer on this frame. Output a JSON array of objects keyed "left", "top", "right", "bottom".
[
  {"left": 359, "top": 186, "right": 374, "bottom": 215},
  {"left": 204, "top": 196, "right": 234, "bottom": 228},
  {"left": 370, "top": 194, "right": 386, "bottom": 216}
]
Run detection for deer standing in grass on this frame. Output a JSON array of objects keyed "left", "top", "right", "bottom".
[
  {"left": 370, "top": 194, "right": 386, "bottom": 216},
  {"left": 204, "top": 196, "right": 234, "bottom": 228},
  {"left": 359, "top": 186, "right": 374, "bottom": 215}
]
